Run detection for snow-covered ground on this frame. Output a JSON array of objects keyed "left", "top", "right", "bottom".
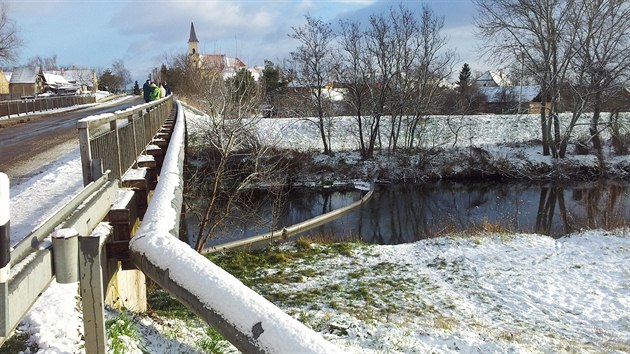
[
  {"left": 240, "top": 231, "right": 630, "bottom": 353},
  {"left": 3, "top": 103, "right": 630, "bottom": 353}
]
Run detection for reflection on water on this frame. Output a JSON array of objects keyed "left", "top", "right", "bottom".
[{"left": 201, "top": 180, "right": 630, "bottom": 246}]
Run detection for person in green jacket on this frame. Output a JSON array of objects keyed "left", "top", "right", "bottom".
[{"left": 149, "top": 83, "right": 161, "bottom": 101}]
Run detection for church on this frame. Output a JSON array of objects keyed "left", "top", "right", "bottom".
[{"left": 187, "top": 22, "right": 250, "bottom": 80}]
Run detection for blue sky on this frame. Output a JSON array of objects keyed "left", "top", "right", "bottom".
[{"left": 6, "top": 0, "right": 485, "bottom": 86}]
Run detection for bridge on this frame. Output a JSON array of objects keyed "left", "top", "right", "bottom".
[{"left": 0, "top": 94, "right": 372, "bottom": 353}]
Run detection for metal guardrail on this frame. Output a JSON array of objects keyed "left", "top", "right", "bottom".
[
  {"left": 0, "top": 97, "right": 177, "bottom": 350},
  {"left": 0, "top": 172, "right": 117, "bottom": 344},
  {"left": 0, "top": 95, "right": 95, "bottom": 119},
  {"left": 77, "top": 95, "right": 173, "bottom": 185}
]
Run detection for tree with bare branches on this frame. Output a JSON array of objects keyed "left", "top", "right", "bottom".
[
  {"left": 338, "top": 4, "right": 454, "bottom": 157},
  {"left": 0, "top": 2, "right": 20, "bottom": 64},
  {"left": 289, "top": 15, "right": 337, "bottom": 155},
  {"left": 565, "top": 0, "right": 630, "bottom": 157},
  {"left": 181, "top": 65, "right": 290, "bottom": 252},
  {"left": 474, "top": 0, "right": 584, "bottom": 158},
  {"left": 338, "top": 19, "right": 372, "bottom": 158}
]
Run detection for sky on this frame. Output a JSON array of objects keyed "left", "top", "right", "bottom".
[{"left": 5, "top": 0, "right": 484, "bottom": 88}]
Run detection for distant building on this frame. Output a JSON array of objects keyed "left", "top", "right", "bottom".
[
  {"left": 0, "top": 70, "right": 10, "bottom": 95},
  {"left": 9, "top": 66, "right": 46, "bottom": 97},
  {"left": 476, "top": 70, "right": 547, "bottom": 114},
  {"left": 475, "top": 70, "right": 511, "bottom": 87},
  {"left": 61, "top": 68, "right": 98, "bottom": 93},
  {"left": 187, "top": 21, "right": 248, "bottom": 80}
]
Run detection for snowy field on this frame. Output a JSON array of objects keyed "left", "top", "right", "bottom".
[
  {"left": 242, "top": 231, "right": 630, "bottom": 353},
  {"left": 3, "top": 103, "right": 630, "bottom": 353}
]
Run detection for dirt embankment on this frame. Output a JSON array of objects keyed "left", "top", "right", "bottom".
[{"left": 276, "top": 143, "right": 630, "bottom": 185}]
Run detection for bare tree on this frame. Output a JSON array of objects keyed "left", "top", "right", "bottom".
[
  {"left": 362, "top": 10, "right": 397, "bottom": 158},
  {"left": 162, "top": 53, "right": 208, "bottom": 98},
  {"left": 474, "top": 0, "right": 584, "bottom": 158},
  {"left": 288, "top": 15, "right": 337, "bottom": 155},
  {"left": 338, "top": 19, "right": 372, "bottom": 158},
  {"left": 112, "top": 59, "right": 131, "bottom": 91},
  {"left": 339, "top": 4, "right": 454, "bottom": 157},
  {"left": 566, "top": 0, "right": 630, "bottom": 156},
  {"left": 0, "top": 2, "right": 20, "bottom": 64},
  {"left": 185, "top": 67, "right": 291, "bottom": 252},
  {"left": 27, "top": 55, "right": 58, "bottom": 70},
  {"left": 404, "top": 4, "right": 455, "bottom": 151},
  {"left": 388, "top": 4, "right": 421, "bottom": 153}
]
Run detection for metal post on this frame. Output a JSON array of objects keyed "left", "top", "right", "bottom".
[
  {"left": 51, "top": 228, "right": 79, "bottom": 284},
  {"left": 0, "top": 173, "right": 9, "bottom": 336},
  {"left": 77, "top": 121, "right": 93, "bottom": 186},
  {"left": 79, "top": 224, "right": 111, "bottom": 354}
]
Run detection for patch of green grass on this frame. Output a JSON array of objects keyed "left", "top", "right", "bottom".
[
  {"left": 434, "top": 315, "right": 457, "bottom": 331},
  {"left": 297, "top": 267, "right": 319, "bottom": 278},
  {"left": 197, "top": 326, "right": 231, "bottom": 354},
  {"left": 147, "top": 287, "right": 195, "bottom": 321},
  {"left": 106, "top": 311, "right": 145, "bottom": 354},
  {"left": 0, "top": 330, "right": 34, "bottom": 354},
  {"left": 207, "top": 241, "right": 363, "bottom": 285}
]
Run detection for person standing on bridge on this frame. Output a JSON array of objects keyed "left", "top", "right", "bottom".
[
  {"left": 164, "top": 82, "right": 171, "bottom": 96},
  {"left": 150, "top": 83, "right": 161, "bottom": 101},
  {"left": 143, "top": 79, "right": 152, "bottom": 103},
  {"left": 159, "top": 82, "right": 166, "bottom": 98}
]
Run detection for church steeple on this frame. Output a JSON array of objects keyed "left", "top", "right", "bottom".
[{"left": 188, "top": 21, "right": 199, "bottom": 56}]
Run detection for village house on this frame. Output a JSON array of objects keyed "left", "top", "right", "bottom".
[
  {"left": 9, "top": 66, "right": 46, "bottom": 98},
  {"left": 476, "top": 70, "right": 546, "bottom": 114},
  {"left": 44, "top": 68, "right": 96, "bottom": 94},
  {"left": 0, "top": 70, "right": 10, "bottom": 96},
  {"left": 60, "top": 68, "right": 98, "bottom": 93}
]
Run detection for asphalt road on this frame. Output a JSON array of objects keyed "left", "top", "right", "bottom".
[{"left": 0, "top": 95, "right": 145, "bottom": 183}]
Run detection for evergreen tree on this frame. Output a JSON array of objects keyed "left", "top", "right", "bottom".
[
  {"left": 230, "top": 68, "right": 257, "bottom": 101},
  {"left": 457, "top": 63, "right": 471, "bottom": 94},
  {"left": 260, "top": 60, "right": 287, "bottom": 117},
  {"left": 261, "top": 60, "right": 280, "bottom": 94},
  {"left": 132, "top": 81, "right": 141, "bottom": 95},
  {"left": 98, "top": 69, "right": 118, "bottom": 92}
]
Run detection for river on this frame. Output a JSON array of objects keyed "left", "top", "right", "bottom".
[{"left": 198, "top": 179, "right": 630, "bottom": 247}]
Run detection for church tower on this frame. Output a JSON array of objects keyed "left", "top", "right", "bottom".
[{"left": 188, "top": 21, "right": 200, "bottom": 56}]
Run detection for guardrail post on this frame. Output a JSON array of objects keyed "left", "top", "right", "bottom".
[
  {"left": 51, "top": 228, "right": 79, "bottom": 284},
  {"left": 78, "top": 121, "right": 93, "bottom": 186},
  {"left": 0, "top": 173, "right": 9, "bottom": 336},
  {"left": 79, "top": 224, "right": 111, "bottom": 354}
]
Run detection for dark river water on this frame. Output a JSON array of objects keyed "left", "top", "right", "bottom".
[{"left": 199, "top": 180, "right": 630, "bottom": 246}]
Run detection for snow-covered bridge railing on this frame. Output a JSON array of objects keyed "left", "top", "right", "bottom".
[
  {"left": 0, "top": 94, "right": 95, "bottom": 119},
  {"left": 129, "top": 101, "right": 344, "bottom": 353},
  {"left": 77, "top": 94, "right": 173, "bottom": 185}
]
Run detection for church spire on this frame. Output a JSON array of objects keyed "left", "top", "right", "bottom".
[
  {"left": 189, "top": 21, "right": 199, "bottom": 43},
  {"left": 188, "top": 21, "right": 199, "bottom": 56}
]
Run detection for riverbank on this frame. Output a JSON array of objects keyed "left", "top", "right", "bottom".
[
  {"left": 206, "top": 230, "right": 630, "bottom": 353},
  {"left": 184, "top": 106, "right": 630, "bottom": 186}
]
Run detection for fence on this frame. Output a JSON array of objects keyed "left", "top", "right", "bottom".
[
  {"left": 0, "top": 95, "right": 95, "bottom": 119},
  {"left": 77, "top": 95, "right": 173, "bottom": 185}
]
